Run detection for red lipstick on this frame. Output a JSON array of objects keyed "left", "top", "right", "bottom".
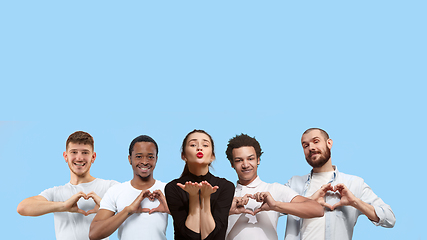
[{"left": 196, "top": 152, "right": 204, "bottom": 158}]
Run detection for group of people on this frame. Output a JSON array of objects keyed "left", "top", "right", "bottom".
[{"left": 17, "top": 128, "right": 395, "bottom": 240}]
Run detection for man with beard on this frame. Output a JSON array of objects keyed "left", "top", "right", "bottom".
[
  {"left": 226, "top": 134, "right": 323, "bottom": 240},
  {"left": 17, "top": 131, "right": 118, "bottom": 240},
  {"left": 89, "top": 135, "right": 169, "bottom": 240},
  {"left": 284, "top": 128, "right": 395, "bottom": 240}
]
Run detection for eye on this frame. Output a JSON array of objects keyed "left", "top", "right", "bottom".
[
  {"left": 190, "top": 144, "right": 196, "bottom": 147},
  {"left": 148, "top": 156, "right": 154, "bottom": 159},
  {"left": 203, "top": 144, "right": 209, "bottom": 147}
]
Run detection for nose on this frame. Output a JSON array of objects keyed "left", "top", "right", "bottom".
[
  {"left": 197, "top": 145, "right": 203, "bottom": 151},
  {"left": 242, "top": 159, "right": 249, "bottom": 168}
]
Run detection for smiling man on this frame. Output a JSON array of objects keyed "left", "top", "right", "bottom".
[
  {"left": 284, "top": 128, "right": 396, "bottom": 240},
  {"left": 89, "top": 135, "right": 169, "bottom": 240},
  {"left": 225, "top": 134, "right": 323, "bottom": 240},
  {"left": 17, "top": 131, "right": 118, "bottom": 240}
]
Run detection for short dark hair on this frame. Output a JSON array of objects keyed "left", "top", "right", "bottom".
[
  {"left": 303, "top": 128, "right": 330, "bottom": 140},
  {"left": 66, "top": 131, "right": 94, "bottom": 151},
  {"left": 225, "top": 133, "right": 263, "bottom": 166},
  {"left": 129, "top": 135, "right": 158, "bottom": 156}
]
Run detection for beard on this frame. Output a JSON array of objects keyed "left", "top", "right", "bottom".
[{"left": 305, "top": 147, "right": 331, "bottom": 168}]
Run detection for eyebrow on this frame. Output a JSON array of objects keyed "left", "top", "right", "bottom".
[
  {"left": 189, "top": 139, "right": 211, "bottom": 143},
  {"left": 234, "top": 154, "right": 255, "bottom": 159}
]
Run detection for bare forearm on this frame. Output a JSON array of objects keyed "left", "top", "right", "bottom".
[
  {"left": 200, "top": 196, "right": 215, "bottom": 239},
  {"left": 17, "top": 197, "right": 66, "bottom": 216},
  {"left": 89, "top": 208, "right": 132, "bottom": 240},
  {"left": 352, "top": 198, "right": 379, "bottom": 222},
  {"left": 185, "top": 194, "right": 200, "bottom": 233},
  {"left": 275, "top": 199, "right": 324, "bottom": 218}
]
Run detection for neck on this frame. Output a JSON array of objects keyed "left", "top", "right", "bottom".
[
  {"left": 131, "top": 176, "right": 156, "bottom": 190},
  {"left": 188, "top": 164, "right": 209, "bottom": 176},
  {"left": 312, "top": 159, "right": 334, "bottom": 173},
  {"left": 70, "top": 172, "right": 95, "bottom": 185},
  {"left": 238, "top": 175, "right": 258, "bottom": 186}
]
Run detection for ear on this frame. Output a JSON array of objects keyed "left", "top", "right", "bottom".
[
  {"left": 257, "top": 157, "right": 260, "bottom": 165},
  {"left": 327, "top": 139, "right": 333, "bottom": 149},
  {"left": 181, "top": 153, "right": 186, "bottom": 161},
  {"left": 128, "top": 155, "right": 132, "bottom": 165},
  {"left": 63, "top": 151, "right": 68, "bottom": 162},
  {"left": 91, "top": 152, "right": 96, "bottom": 163}
]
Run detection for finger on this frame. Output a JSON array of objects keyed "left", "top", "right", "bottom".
[
  {"left": 177, "top": 183, "right": 185, "bottom": 190},
  {"left": 76, "top": 208, "right": 87, "bottom": 215},
  {"left": 244, "top": 209, "right": 254, "bottom": 215},
  {"left": 140, "top": 208, "right": 151, "bottom": 213},
  {"left": 253, "top": 208, "right": 262, "bottom": 215},
  {"left": 322, "top": 203, "right": 333, "bottom": 210}
]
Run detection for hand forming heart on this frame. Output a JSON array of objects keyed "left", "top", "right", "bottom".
[
  {"left": 229, "top": 194, "right": 255, "bottom": 215},
  {"left": 310, "top": 183, "right": 357, "bottom": 210},
  {"left": 141, "top": 189, "right": 170, "bottom": 214},
  {"left": 128, "top": 189, "right": 169, "bottom": 215},
  {"left": 64, "top": 191, "right": 100, "bottom": 216}
]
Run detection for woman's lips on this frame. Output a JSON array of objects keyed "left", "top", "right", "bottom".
[{"left": 197, "top": 152, "right": 204, "bottom": 158}]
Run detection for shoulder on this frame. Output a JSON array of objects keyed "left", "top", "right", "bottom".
[
  {"left": 336, "top": 171, "right": 365, "bottom": 184},
  {"left": 165, "top": 178, "right": 181, "bottom": 191},
  {"left": 94, "top": 178, "right": 120, "bottom": 187},
  {"left": 154, "top": 179, "right": 167, "bottom": 190},
  {"left": 287, "top": 174, "right": 310, "bottom": 184},
  {"left": 106, "top": 181, "right": 129, "bottom": 193},
  {"left": 211, "top": 174, "right": 234, "bottom": 188}
]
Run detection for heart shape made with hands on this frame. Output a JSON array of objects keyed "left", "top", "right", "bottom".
[
  {"left": 72, "top": 192, "right": 100, "bottom": 216},
  {"left": 231, "top": 194, "right": 262, "bottom": 216},
  {"left": 139, "top": 190, "right": 168, "bottom": 214},
  {"left": 313, "top": 183, "right": 353, "bottom": 211}
]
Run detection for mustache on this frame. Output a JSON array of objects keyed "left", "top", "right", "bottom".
[{"left": 309, "top": 150, "right": 321, "bottom": 157}]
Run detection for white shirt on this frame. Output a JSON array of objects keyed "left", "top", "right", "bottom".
[
  {"left": 40, "top": 178, "right": 118, "bottom": 240},
  {"left": 226, "top": 176, "right": 299, "bottom": 240},
  {"left": 100, "top": 180, "right": 168, "bottom": 240},
  {"left": 300, "top": 171, "right": 334, "bottom": 240}
]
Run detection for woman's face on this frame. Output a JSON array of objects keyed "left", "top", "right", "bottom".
[{"left": 182, "top": 132, "right": 215, "bottom": 166}]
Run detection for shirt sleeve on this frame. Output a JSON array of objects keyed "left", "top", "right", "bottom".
[
  {"left": 203, "top": 180, "right": 235, "bottom": 240},
  {"left": 165, "top": 181, "right": 201, "bottom": 240},
  {"left": 358, "top": 181, "right": 396, "bottom": 228},
  {"left": 39, "top": 187, "right": 55, "bottom": 201},
  {"left": 273, "top": 183, "right": 299, "bottom": 203},
  {"left": 99, "top": 186, "right": 118, "bottom": 213}
]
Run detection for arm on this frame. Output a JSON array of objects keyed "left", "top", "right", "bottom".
[
  {"left": 199, "top": 181, "right": 219, "bottom": 239},
  {"left": 331, "top": 183, "right": 379, "bottom": 221},
  {"left": 203, "top": 180, "right": 235, "bottom": 240},
  {"left": 89, "top": 190, "right": 151, "bottom": 240},
  {"left": 17, "top": 192, "right": 87, "bottom": 216},
  {"left": 165, "top": 181, "right": 201, "bottom": 240},
  {"left": 253, "top": 192, "right": 324, "bottom": 218},
  {"left": 177, "top": 181, "right": 201, "bottom": 234}
]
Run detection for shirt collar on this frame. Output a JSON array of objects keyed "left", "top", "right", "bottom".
[
  {"left": 308, "top": 165, "right": 338, "bottom": 182},
  {"left": 236, "top": 175, "right": 262, "bottom": 189}
]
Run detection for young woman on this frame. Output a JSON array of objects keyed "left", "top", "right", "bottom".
[{"left": 165, "top": 129, "right": 234, "bottom": 240}]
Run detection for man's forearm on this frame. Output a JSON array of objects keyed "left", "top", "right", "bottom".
[
  {"left": 89, "top": 208, "right": 132, "bottom": 240},
  {"left": 352, "top": 198, "right": 379, "bottom": 222},
  {"left": 17, "top": 196, "right": 66, "bottom": 216},
  {"left": 274, "top": 199, "right": 324, "bottom": 218}
]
